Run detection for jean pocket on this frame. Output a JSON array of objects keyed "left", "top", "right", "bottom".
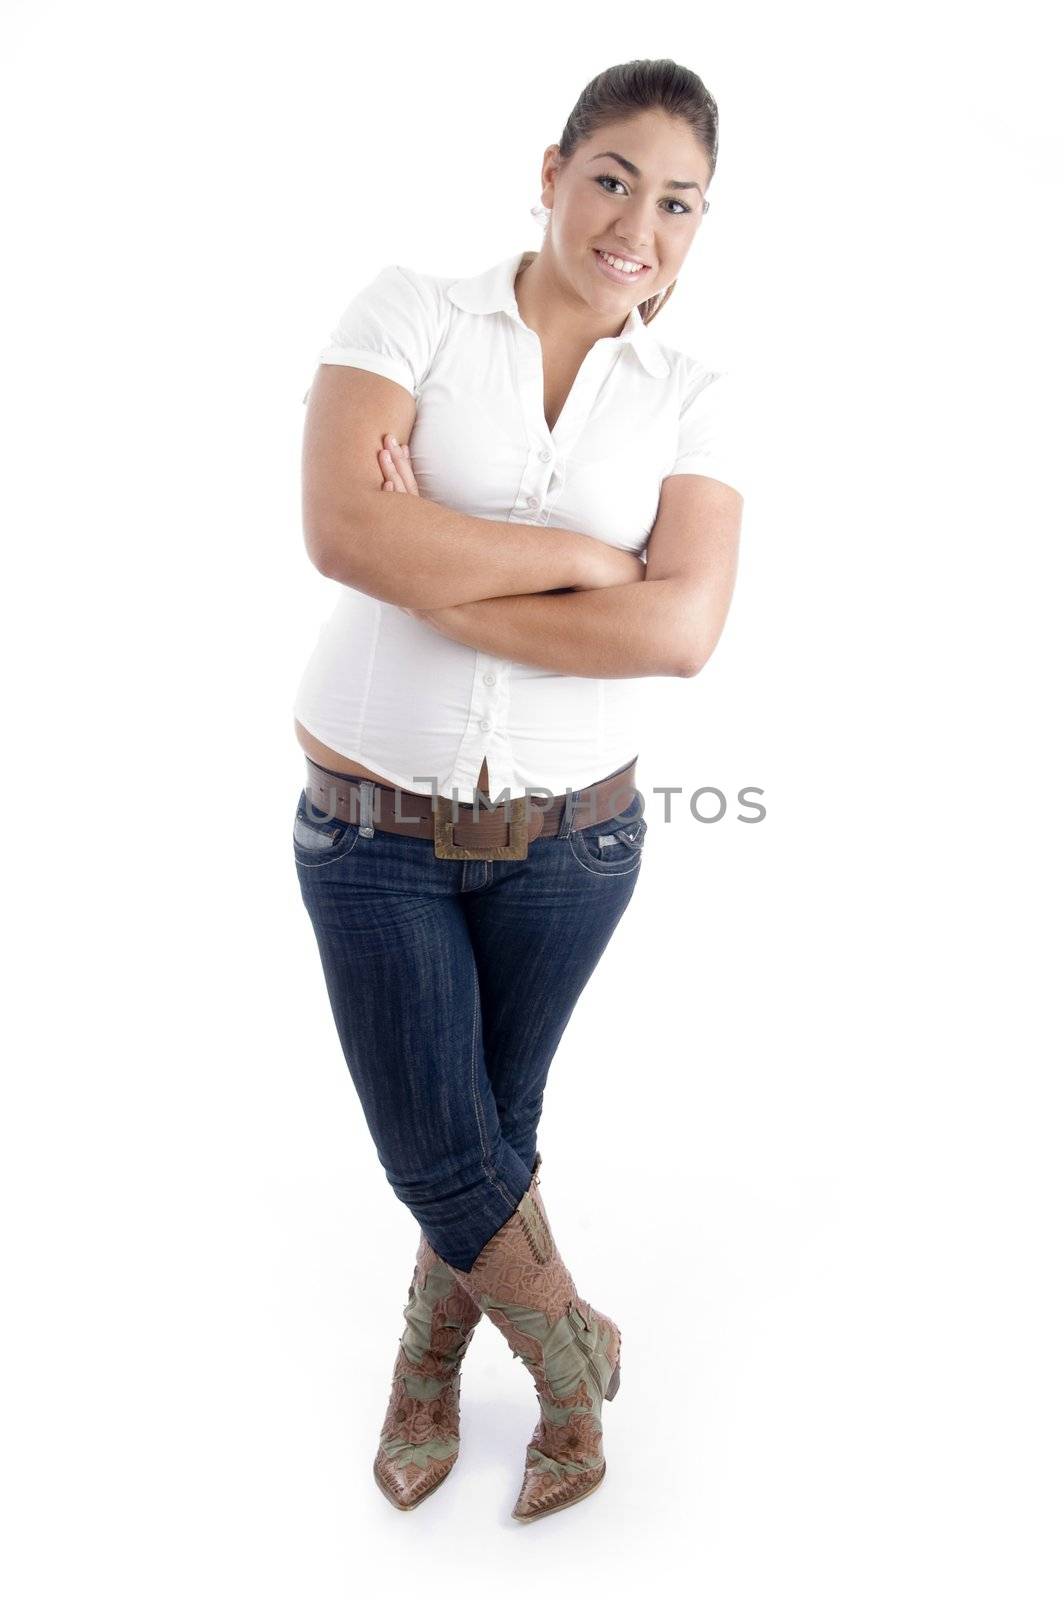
[
  {"left": 566, "top": 789, "right": 648, "bottom": 877},
  {"left": 292, "top": 787, "right": 362, "bottom": 869}
]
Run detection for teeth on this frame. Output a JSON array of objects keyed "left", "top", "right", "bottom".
[{"left": 597, "top": 249, "right": 645, "bottom": 274}]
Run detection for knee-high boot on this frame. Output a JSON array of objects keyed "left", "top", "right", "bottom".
[
  {"left": 446, "top": 1160, "right": 621, "bottom": 1522},
  {"left": 372, "top": 1230, "right": 484, "bottom": 1509}
]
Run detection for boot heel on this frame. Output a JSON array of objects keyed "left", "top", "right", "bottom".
[{"left": 605, "top": 1361, "right": 621, "bottom": 1401}]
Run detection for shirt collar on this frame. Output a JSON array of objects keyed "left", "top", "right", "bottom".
[{"left": 446, "top": 250, "right": 669, "bottom": 380}]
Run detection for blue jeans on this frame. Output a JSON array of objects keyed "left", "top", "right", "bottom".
[{"left": 292, "top": 768, "right": 648, "bottom": 1270}]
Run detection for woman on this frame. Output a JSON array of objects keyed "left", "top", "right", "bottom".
[{"left": 292, "top": 58, "right": 743, "bottom": 1522}]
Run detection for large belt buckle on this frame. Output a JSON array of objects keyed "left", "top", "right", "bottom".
[{"left": 433, "top": 794, "right": 529, "bottom": 861}]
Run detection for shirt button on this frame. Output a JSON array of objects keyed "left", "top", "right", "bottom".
[
  {"left": 526, "top": 495, "right": 540, "bottom": 509},
  {"left": 479, "top": 719, "right": 492, "bottom": 732},
  {"left": 483, "top": 672, "right": 496, "bottom": 686},
  {"left": 538, "top": 449, "right": 551, "bottom": 463}
]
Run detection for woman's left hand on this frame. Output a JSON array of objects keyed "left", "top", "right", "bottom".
[{"left": 378, "top": 434, "right": 421, "bottom": 499}]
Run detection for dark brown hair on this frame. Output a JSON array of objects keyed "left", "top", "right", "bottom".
[{"left": 553, "top": 58, "right": 719, "bottom": 326}]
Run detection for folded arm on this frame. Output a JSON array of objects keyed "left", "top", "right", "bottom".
[
  {"left": 413, "top": 474, "right": 744, "bottom": 679},
  {"left": 413, "top": 580, "right": 686, "bottom": 678},
  {"left": 302, "top": 366, "right": 638, "bottom": 606}
]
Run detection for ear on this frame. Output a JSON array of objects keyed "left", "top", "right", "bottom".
[{"left": 541, "top": 143, "right": 562, "bottom": 198}]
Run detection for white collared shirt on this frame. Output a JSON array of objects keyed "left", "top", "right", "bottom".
[{"left": 293, "top": 250, "right": 743, "bottom": 804}]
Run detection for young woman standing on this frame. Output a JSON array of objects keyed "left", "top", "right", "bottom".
[{"left": 292, "top": 58, "right": 743, "bottom": 1522}]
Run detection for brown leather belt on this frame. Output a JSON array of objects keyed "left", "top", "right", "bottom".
[{"left": 304, "top": 756, "right": 638, "bottom": 862}]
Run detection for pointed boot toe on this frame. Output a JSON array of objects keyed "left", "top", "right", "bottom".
[
  {"left": 513, "top": 1460, "right": 606, "bottom": 1521},
  {"left": 372, "top": 1449, "right": 457, "bottom": 1510},
  {"left": 512, "top": 1413, "right": 609, "bottom": 1521},
  {"left": 372, "top": 1233, "right": 482, "bottom": 1511}
]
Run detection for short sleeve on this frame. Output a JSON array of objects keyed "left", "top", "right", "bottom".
[
  {"left": 665, "top": 366, "right": 745, "bottom": 495},
  {"left": 308, "top": 263, "right": 444, "bottom": 401}
]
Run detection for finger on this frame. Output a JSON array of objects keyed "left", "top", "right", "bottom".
[
  {"left": 400, "top": 444, "right": 420, "bottom": 495},
  {"left": 385, "top": 435, "right": 419, "bottom": 496},
  {"left": 379, "top": 446, "right": 407, "bottom": 493}
]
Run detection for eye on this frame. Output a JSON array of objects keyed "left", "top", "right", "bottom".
[{"left": 594, "top": 172, "right": 692, "bottom": 216}]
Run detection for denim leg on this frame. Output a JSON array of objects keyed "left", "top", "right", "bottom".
[
  {"left": 295, "top": 835, "right": 532, "bottom": 1270},
  {"left": 293, "top": 769, "right": 645, "bottom": 1269},
  {"left": 461, "top": 795, "right": 644, "bottom": 1172}
]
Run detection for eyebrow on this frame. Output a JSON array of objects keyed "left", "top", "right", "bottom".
[{"left": 588, "top": 150, "right": 704, "bottom": 194}]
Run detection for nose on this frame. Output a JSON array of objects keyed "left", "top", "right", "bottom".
[{"left": 611, "top": 198, "right": 656, "bottom": 259}]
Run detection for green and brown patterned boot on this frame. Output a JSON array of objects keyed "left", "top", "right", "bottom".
[
  {"left": 447, "top": 1162, "right": 622, "bottom": 1523},
  {"left": 372, "top": 1231, "right": 484, "bottom": 1510}
]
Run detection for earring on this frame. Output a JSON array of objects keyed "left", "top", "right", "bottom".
[{"left": 530, "top": 203, "right": 551, "bottom": 227}]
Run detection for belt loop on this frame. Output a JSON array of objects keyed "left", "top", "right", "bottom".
[
  {"left": 357, "top": 780, "right": 376, "bottom": 839},
  {"left": 559, "top": 784, "right": 579, "bottom": 839}
]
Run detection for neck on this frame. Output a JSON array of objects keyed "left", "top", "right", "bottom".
[{"left": 514, "top": 247, "right": 633, "bottom": 350}]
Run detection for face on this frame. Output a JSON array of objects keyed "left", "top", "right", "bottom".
[{"left": 539, "top": 110, "right": 711, "bottom": 311}]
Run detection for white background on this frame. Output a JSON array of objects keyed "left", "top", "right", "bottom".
[{"left": 3, "top": 2, "right": 1061, "bottom": 1594}]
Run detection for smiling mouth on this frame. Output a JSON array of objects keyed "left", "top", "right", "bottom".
[{"left": 593, "top": 247, "right": 652, "bottom": 281}]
